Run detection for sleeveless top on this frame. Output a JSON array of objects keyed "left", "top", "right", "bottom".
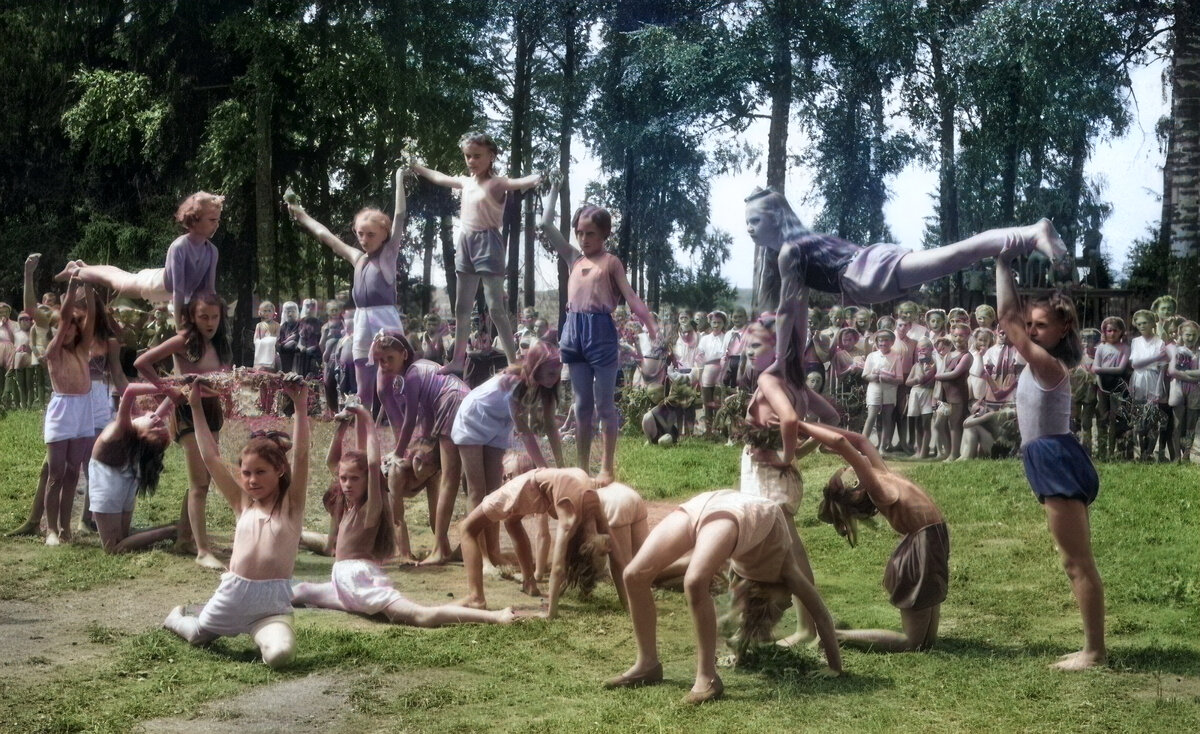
[
  {"left": 228, "top": 502, "right": 302, "bottom": 579},
  {"left": 458, "top": 176, "right": 504, "bottom": 231},
  {"left": 567, "top": 252, "right": 621, "bottom": 314},
  {"left": 352, "top": 236, "right": 400, "bottom": 309},
  {"left": 1015, "top": 366, "right": 1071, "bottom": 445}
]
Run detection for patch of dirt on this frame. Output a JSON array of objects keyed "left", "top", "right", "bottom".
[
  {"left": 1130, "top": 674, "right": 1200, "bottom": 701},
  {"left": 138, "top": 674, "right": 348, "bottom": 734}
]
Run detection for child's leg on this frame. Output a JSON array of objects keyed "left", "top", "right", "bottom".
[
  {"left": 947, "top": 401, "right": 965, "bottom": 460},
  {"left": 424, "top": 438, "right": 463, "bottom": 565},
  {"left": 916, "top": 415, "right": 931, "bottom": 458},
  {"left": 8, "top": 459, "right": 48, "bottom": 536},
  {"left": 483, "top": 447, "right": 506, "bottom": 563},
  {"left": 391, "top": 490, "right": 416, "bottom": 563},
  {"left": 458, "top": 511, "right": 495, "bottom": 608},
  {"left": 444, "top": 272, "right": 481, "bottom": 373},
  {"left": 1043, "top": 498, "right": 1105, "bottom": 670},
  {"left": 1095, "top": 391, "right": 1112, "bottom": 457},
  {"left": 460, "top": 444, "right": 500, "bottom": 567},
  {"left": 353, "top": 358, "right": 377, "bottom": 411},
  {"left": 775, "top": 518, "right": 818, "bottom": 647},
  {"left": 382, "top": 597, "right": 515, "bottom": 627},
  {"left": 1171, "top": 404, "right": 1186, "bottom": 461},
  {"left": 17, "top": 367, "right": 30, "bottom": 410},
  {"left": 1158, "top": 402, "right": 1175, "bottom": 461},
  {"left": 532, "top": 513, "right": 551, "bottom": 580},
  {"left": 290, "top": 580, "right": 346, "bottom": 610},
  {"left": 682, "top": 518, "right": 739, "bottom": 699},
  {"left": 591, "top": 363, "right": 621, "bottom": 483},
  {"left": 607, "top": 510, "right": 695, "bottom": 687},
  {"left": 115, "top": 524, "right": 177, "bottom": 553},
  {"left": 163, "top": 606, "right": 219, "bottom": 645},
  {"left": 862, "top": 404, "right": 880, "bottom": 447},
  {"left": 1080, "top": 399, "right": 1096, "bottom": 451},
  {"left": 481, "top": 275, "right": 517, "bottom": 364},
  {"left": 53, "top": 263, "right": 144, "bottom": 293},
  {"left": 503, "top": 517, "right": 540, "bottom": 596},
  {"left": 931, "top": 409, "right": 949, "bottom": 458},
  {"left": 569, "top": 362, "right": 597, "bottom": 472},
  {"left": 836, "top": 605, "right": 940, "bottom": 652},
  {"left": 178, "top": 433, "right": 223, "bottom": 569},
  {"left": 45, "top": 438, "right": 87, "bottom": 544},
  {"left": 250, "top": 616, "right": 295, "bottom": 669},
  {"left": 895, "top": 220, "right": 1065, "bottom": 291},
  {"left": 880, "top": 403, "right": 895, "bottom": 452}
]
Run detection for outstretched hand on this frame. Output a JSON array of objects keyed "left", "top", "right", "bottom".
[
  {"left": 24, "top": 253, "right": 40, "bottom": 274},
  {"left": 280, "top": 372, "right": 308, "bottom": 398}
]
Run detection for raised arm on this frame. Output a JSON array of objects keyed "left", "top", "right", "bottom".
[
  {"left": 996, "top": 238, "right": 1067, "bottom": 387},
  {"left": 23, "top": 254, "right": 39, "bottom": 314},
  {"left": 351, "top": 404, "right": 384, "bottom": 526},
  {"left": 410, "top": 162, "right": 461, "bottom": 189},
  {"left": 114, "top": 383, "right": 168, "bottom": 431},
  {"left": 391, "top": 166, "right": 407, "bottom": 243},
  {"left": 796, "top": 419, "right": 889, "bottom": 479},
  {"left": 106, "top": 338, "right": 129, "bottom": 394},
  {"left": 325, "top": 417, "right": 352, "bottom": 475},
  {"left": 283, "top": 376, "right": 311, "bottom": 518},
  {"left": 187, "top": 384, "right": 244, "bottom": 512},
  {"left": 286, "top": 198, "right": 364, "bottom": 266},
  {"left": 539, "top": 179, "right": 580, "bottom": 264}
]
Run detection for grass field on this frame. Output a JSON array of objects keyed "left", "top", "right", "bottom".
[{"left": 0, "top": 409, "right": 1197, "bottom": 733}]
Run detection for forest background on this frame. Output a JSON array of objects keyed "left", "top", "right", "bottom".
[{"left": 1, "top": 0, "right": 1197, "bottom": 365}]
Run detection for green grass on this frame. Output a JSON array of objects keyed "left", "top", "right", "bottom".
[{"left": 0, "top": 410, "right": 1197, "bottom": 733}]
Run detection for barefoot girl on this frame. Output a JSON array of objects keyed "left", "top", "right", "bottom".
[
  {"left": 934, "top": 324, "right": 973, "bottom": 460},
  {"left": 1090, "top": 316, "right": 1130, "bottom": 458},
  {"left": 287, "top": 167, "right": 406, "bottom": 409},
  {"left": 370, "top": 329, "right": 469, "bottom": 565},
  {"left": 56, "top": 192, "right": 222, "bottom": 322},
  {"left": 905, "top": 338, "right": 936, "bottom": 458},
  {"left": 458, "top": 467, "right": 628, "bottom": 618},
  {"left": 1168, "top": 321, "right": 1200, "bottom": 461},
  {"left": 291, "top": 403, "right": 516, "bottom": 626},
  {"left": 995, "top": 237, "right": 1104, "bottom": 670},
  {"left": 803, "top": 421, "right": 948, "bottom": 651},
  {"left": 541, "top": 178, "right": 658, "bottom": 483},
  {"left": 135, "top": 292, "right": 233, "bottom": 569},
  {"left": 412, "top": 133, "right": 541, "bottom": 372},
  {"left": 39, "top": 275, "right": 99, "bottom": 545},
  {"left": 607, "top": 490, "right": 841, "bottom": 704},
  {"left": 90, "top": 383, "right": 178, "bottom": 553},
  {"left": 163, "top": 376, "right": 309, "bottom": 668}
]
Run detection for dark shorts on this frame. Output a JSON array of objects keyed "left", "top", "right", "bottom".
[
  {"left": 883, "top": 522, "right": 950, "bottom": 611},
  {"left": 560, "top": 311, "right": 618, "bottom": 368},
  {"left": 173, "top": 396, "right": 224, "bottom": 443},
  {"left": 455, "top": 228, "right": 505, "bottom": 275},
  {"left": 1020, "top": 434, "right": 1099, "bottom": 505}
]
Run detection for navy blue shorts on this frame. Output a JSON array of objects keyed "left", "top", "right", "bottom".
[
  {"left": 560, "top": 311, "right": 618, "bottom": 368},
  {"left": 1021, "top": 434, "right": 1099, "bottom": 505}
]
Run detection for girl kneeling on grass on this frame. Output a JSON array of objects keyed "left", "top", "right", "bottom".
[
  {"left": 606, "top": 490, "right": 841, "bottom": 704},
  {"left": 458, "top": 467, "right": 629, "bottom": 618},
  {"left": 803, "top": 421, "right": 948, "bottom": 652},
  {"left": 162, "top": 375, "right": 310, "bottom": 669},
  {"left": 291, "top": 403, "right": 516, "bottom": 627}
]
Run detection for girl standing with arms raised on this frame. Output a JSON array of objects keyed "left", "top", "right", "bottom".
[
  {"left": 412, "top": 133, "right": 541, "bottom": 373},
  {"left": 541, "top": 178, "right": 658, "bottom": 484},
  {"left": 995, "top": 237, "right": 1104, "bottom": 670},
  {"left": 287, "top": 167, "right": 406, "bottom": 410}
]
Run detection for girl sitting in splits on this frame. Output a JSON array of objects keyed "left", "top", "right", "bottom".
[
  {"left": 606, "top": 489, "right": 841, "bottom": 704},
  {"left": 292, "top": 403, "right": 516, "bottom": 626},
  {"left": 458, "top": 467, "right": 629, "bottom": 619},
  {"left": 162, "top": 375, "right": 310, "bottom": 669},
  {"left": 804, "top": 421, "right": 949, "bottom": 652}
]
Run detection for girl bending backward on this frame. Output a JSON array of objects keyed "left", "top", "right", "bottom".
[{"left": 163, "top": 375, "right": 310, "bottom": 668}]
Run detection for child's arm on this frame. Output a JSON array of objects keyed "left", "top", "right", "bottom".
[
  {"left": 905, "top": 363, "right": 924, "bottom": 388},
  {"left": 539, "top": 179, "right": 581, "bottom": 264},
  {"left": 935, "top": 352, "right": 972, "bottom": 381},
  {"left": 410, "top": 163, "right": 461, "bottom": 189},
  {"left": 351, "top": 404, "right": 384, "bottom": 526},
  {"left": 283, "top": 376, "right": 311, "bottom": 517},
  {"left": 187, "top": 384, "right": 244, "bottom": 513},
  {"left": 596, "top": 508, "right": 630, "bottom": 611},
  {"left": 611, "top": 259, "right": 659, "bottom": 343},
  {"left": 134, "top": 335, "right": 186, "bottom": 403},
  {"left": 326, "top": 416, "right": 352, "bottom": 475},
  {"left": 996, "top": 240, "right": 1067, "bottom": 387},
  {"left": 772, "top": 249, "right": 807, "bottom": 374},
  {"left": 545, "top": 500, "right": 579, "bottom": 619},
  {"left": 391, "top": 166, "right": 407, "bottom": 243},
  {"left": 23, "top": 254, "right": 38, "bottom": 315},
  {"left": 1090, "top": 348, "right": 1130, "bottom": 374},
  {"left": 511, "top": 391, "right": 551, "bottom": 468},
  {"left": 543, "top": 395, "right": 566, "bottom": 467},
  {"left": 501, "top": 171, "right": 543, "bottom": 191},
  {"left": 780, "top": 561, "right": 842, "bottom": 676},
  {"left": 796, "top": 420, "right": 889, "bottom": 477},
  {"left": 1130, "top": 341, "right": 1169, "bottom": 370},
  {"left": 106, "top": 338, "right": 128, "bottom": 394},
  {"left": 287, "top": 199, "right": 364, "bottom": 267},
  {"left": 114, "top": 383, "right": 167, "bottom": 431},
  {"left": 754, "top": 372, "right": 799, "bottom": 466},
  {"left": 862, "top": 354, "right": 879, "bottom": 383}
]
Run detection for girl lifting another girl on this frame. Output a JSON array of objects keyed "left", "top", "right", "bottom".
[
  {"left": 541, "top": 177, "right": 659, "bottom": 484},
  {"left": 287, "top": 167, "right": 406, "bottom": 410},
  {"left": 291, "top": 403, "right": 516, "bottom": 627},
  {"left": 995, "top": 235, "right": 1104, "bottom": 670},
  {"left": 163, "top": 375, "right": 309, "bottom": 668},
  {"left": 412, "top": 133, "right": 542, "bottom": 373}
]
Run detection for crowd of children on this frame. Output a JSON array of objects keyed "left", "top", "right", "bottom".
[{"left": 0, "top": 131, "right": 1130, "bottom": 697}]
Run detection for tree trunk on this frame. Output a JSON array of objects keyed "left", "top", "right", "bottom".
[
  {"left": 441, "top": 214, "right": 456, "bottom": 308},
  {"left": 1169, "top": 0, "right": 1200, "bottom": 315},
  {"left": 766, "top": 0, "right": 793, "bottom": 191},
  {"left": 507, "top": 11, "right": 532, "bottom": 317},
  {"left": 253, "top": 57, "right": 273, "bottom": 363}
]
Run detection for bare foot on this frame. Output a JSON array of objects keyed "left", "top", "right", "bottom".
[
  {"left": 520, "top": 580, "right": 543, "bottom": 598},
  {"left": 457, "top": 596, "right": 487, "bottom": 610},
  {"left": 195, "top": 552, "right": 225, "bottom": 570},
  {"left": 775, "top": 629, "right": 816, "bottom": 648},
  {"left": 497, "top": 607, "right": 518, "bottom": 624},
  {"left": 1024, "top": 219, "right": 1068, "bottom": 265},
  {"left": 438, "top": 359, "right": 465, "bottom": 376},
  {"left": 45, "top": 531, "right": 61, "bottom": 546},
  {"left": 7, "top": 521, "right": 40, "bottom": 537},
  {"left": 596, "top": 470, "right": 615, "bottom": 486},
  {"left": 419, "top": 550, "right": 451, "bottom": 566},
  {"left": 393, "top": 554, "right": 420, "bottom": 566},
  {"left": 1052, "top": 649, "right": 1105, "bottom": 671}
]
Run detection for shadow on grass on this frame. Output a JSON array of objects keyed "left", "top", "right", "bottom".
[
  {"left": 936, "top": 636, "right": 1200, "bottom": 676},
  {"left": 730, "top": 644, "right": 890, "bottom": 696}
]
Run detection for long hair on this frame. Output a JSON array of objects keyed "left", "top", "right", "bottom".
[
  {"left": 241, "top": 434, "right": 292, "bottom": 514},
  {"left": 339, "top": 450, "right": 397, "bottom": 560},
  {"left": 182, "top": 292, "right": 232, "bottom": 366},
  {"left": 817, "top": 467, "right": 879, "bottom": 547},
  {"left": 1029, "top": 292, "right": 1082, "bottom": 368},
  {"left": 562, "top": 526, "right": 611, "bottom": 598},
  {"left": 744, "top": 188, "right": 810, "bottom": 244},
  {"left": 720, "top": 572, "right": 793, "bottom": 664},
  {"left": 110, "top": 431, "right": 168, "bottom": 497}
]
